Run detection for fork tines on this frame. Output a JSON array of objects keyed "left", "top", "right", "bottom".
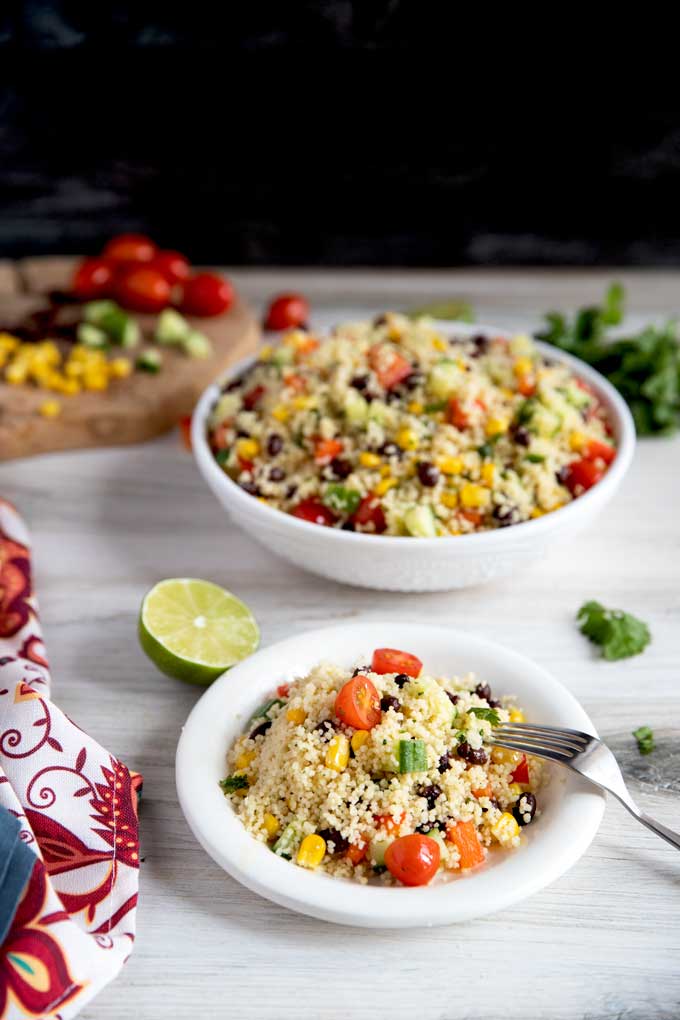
[{"left": 491, "top": 722, "right": 594, "bottom": 762}]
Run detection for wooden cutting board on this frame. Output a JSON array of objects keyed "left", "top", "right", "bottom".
[{"left": 0, "top": 257, "right": 259, "bottom": 461}]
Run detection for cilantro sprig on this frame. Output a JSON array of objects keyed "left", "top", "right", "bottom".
[
  {"left": 219, "top": 774, "right": 249, "bottom": 794},
  {"left": 468, "top": 706, "right": 501, "bottom": 725},
  {"left": 577, "top": 600, "right": 651, "bottom": 661},
  {"left": 632, "top": 725, "right": 655, "bottom": 756}
]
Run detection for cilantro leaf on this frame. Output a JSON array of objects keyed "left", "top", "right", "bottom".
[
  {"left": 219, "top": 774, "right": 249, "bottom": 794},
  {"left": 577, "top": 601, "right": 651, "bottom": 661},
  {"left": 632, "top": 725, "right": 655, "bottom": 756},
  {"left": 468, "top": 706, "right": 500, "bottom": 725}
]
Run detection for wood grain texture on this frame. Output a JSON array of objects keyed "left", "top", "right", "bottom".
[
  {"left": 1, "top": 269, "right": 679, "bottom": 1020},
  {"left": 0, "top": 258, "right": 259, "bottom": 460}
]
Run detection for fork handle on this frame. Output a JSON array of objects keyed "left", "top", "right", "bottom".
[{"left": 618, "top": 800, "right": 680, "bottom": 851}]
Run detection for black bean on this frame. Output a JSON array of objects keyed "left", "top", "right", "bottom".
[
  {"left": 317, "top": 828, "right": 349, "bottom": 853},
  {"left": 341, "top": 521, "right": 356, "bottom": 531},
  {"left": 394, "top": 673, "right": 410, "bottom": 689},
  {"left": 266, "top": 434, "right": 284, "bottom": 456},
  {"left": 457, "top": 741, "right": 472, "bottom": 760},
  {"left": 315, "top": 719, "right": 337, "bottom": 739},
  {"left": 330, "top": 457, "right": 352, "bottom": 479},
  {"left": 240, "top": 481, "right": 259, "bottom": 496},
  {"left": 286, "top": 484, "right": 298, "bottom": 499},
  {"left": 470, "top": 334, "right": 489, "bottom": 357},
  {"left": 445, "top": 691, "right": 459, "bottom": 706},
  {"left": 467, "top": 747, "right": 488, "bottom": 765},
  {"left": 556, "top": 465, "right": 571, "bottom": 485},
  {"left": 385, "top": 389, "right": 402, "bottom": 404},
  {"left": 417, "top": 783, "right": 442, "bottom": 809},
  {"left": 401, "top": 371, "right": 423, "bottom": 391},
  {"left": 438, "top": 751, "right": 453, "bottom": 773},
  {"left": 269, "top": 467, "right": 285, "bottom": 482},
  {"left": 513, "top": 792, "right": 537, "bottom": 826},
  {"left": 378, "top": 441, "right": 402, "bottom": 459},
  {"left": 352, "top": 666, "right": 371, "bottom": 677},
  {"left": 493, "top": 503, "right": 520, "bottom": 528},
  {"left": 236, "top": 429, "right": 251, "bottom": 438},
  {"left": 373, "top": 314, "right": 389, "bottom": 327},
  {"left": 416, "top": 819, "right": 447, "bottom": 834},
  {"left": 249, "top": 720, "right": 272, "bottom": 739},
  {"left": 489, "top": 699, "right": 501, "bottom": 709},
  {"left": 483, "top": 798, "right": 501, "bottom": 812},
  {"left": 417, "top": 461, "right": 440, "bottom": 487},
  {"left": 350, "top": 374, "right": 370, "bottom": 391},
  {"left": 380, "top": 696, "right": 401, "bottom": 713},
  {"left": 475, "top": 683, "right": 492, "bottom": 702},
  {"left": 512, "top": 425, "right": 531, "bottom": 447}
]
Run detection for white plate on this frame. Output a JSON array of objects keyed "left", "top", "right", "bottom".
[{"left": 176, "top": 623, "right": 605, "bottom": 927}]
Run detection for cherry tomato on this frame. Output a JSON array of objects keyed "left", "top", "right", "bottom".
[
  {"left": 368, "top": 344, "right": 413, "bottom": 390},
  {"left": 151, "top": 250, "right": 191, "bottom": 285},
  {"left": 510, "top": 754, "right": 530, "bottom": 784},
  {"left": 351, "top": 494, "right": 387, "bottom": 534},
  {"left": 103, "top": 233, "right": 157, "bottom": 263},
  {"left": 314, "top": 438, "right": 343, "bottom": 464},
  {"left": 371, "top": 648, "right": 422, "bottom": 678},
  {"left": 583, "top": 439, "right": 616, "bottom": 465},
  {"left": 181, "top": 272, "right": 234, "bottom": 317},
  {"left": 447, "top": 398, "right": 469, "bottom": 430},
  {"left": 264, "top": 293, "right": 309, "bottom": 331},
  {"left": 290, "top": 498, "right": 337, "bottom": 527},
  {"left": 374, "top": 812, "right": 406, "bottom": 837},
  {"left": 116, "top": 266, "right": 171, "bottom": 313},
  {"left": 71, "top": 257, "right": 116, "bottom": 299},
  {"left": 243, "top": 385, "right": 266, "bottom": 411},
  {"left": 334, "top": 675, "right": 381, "bottom": 730},
  {"left": 384, "top": 834, "right": 440, "bottom": 886},
  {"left": 178, "top": 415, "right": 192, "bottom": 451},
  {"left": 277, "top": 684, "right": 290, "bottom": 698},
  {"left": 564, "top": 458, "right": 604, "bottom": 495}
]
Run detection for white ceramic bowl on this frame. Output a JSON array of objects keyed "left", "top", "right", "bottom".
[
  {"left": 176, "top": 622, "right": 605, "bottom": 928},
  {"left": 192, "top": 323, "right": 635, "bottom": 591}
]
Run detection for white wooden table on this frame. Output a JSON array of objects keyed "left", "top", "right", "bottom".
[{"left": 2, "top": 270, "right": 679, "bottom": 1020}]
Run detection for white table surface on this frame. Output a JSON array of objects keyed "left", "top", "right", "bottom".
[{"left": 2, "top": 269, "right": 679, "bottom": 1020}]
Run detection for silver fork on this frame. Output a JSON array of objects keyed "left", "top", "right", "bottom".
[{"left": 492, "top": 721, "right": 680, "bottom": 850}]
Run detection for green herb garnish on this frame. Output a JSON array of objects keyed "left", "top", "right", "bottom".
[
  {"left": 323, "top": 483, "right": 361, "bottom": 517},
  {"left": 468, "top": 707, "right": 500, "bottom": 725},
  {"left": 577, "top": 600, "right": 651, "bottom": 660},
  {"left": 425, "top": 399, "right": 448, "bottom": 413},
  {"left": 219, "top": 774, "right": 249, "bottom": 794},
  {"left": 632, "top": 725, "right": 655, "bottom": 755},
  {"left": 524, "top": 453, "right": 545, "bottom": 463}
]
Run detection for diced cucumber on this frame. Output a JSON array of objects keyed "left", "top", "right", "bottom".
[
  {"left": 420, "top": 828, "right": 447, "bottom": 856},
  {"left": 272, "top": 820, "right": 302, "bottom": 859},
  {"left": 136, "top": 349, "right": 163, "bottom": 373},
  {"left": 82, "top": 299, "right": 118, "bottom": 326},
  {"left": 369, "top": 835, "right": 394, "bottom": 868},
  {"left": 403, "top": 505, "right": 437, "bottom": 538},
  {"left": 209, "top": 392, "right": 240, "bottom": 428},
  {"left": 509, "top": 333, "right": 533, "bottom": 356},
  {"left": 427, "top": 359, "right": 462, "bottom": 399},
  {"left": 183, "top": 330, "right": 213, "bottom": 359},
  {"left": 563, "top": 381, "right": 591, "bottom": 409},
  {"left": 532, "top": 403, "right": 562, "bottom": 438},
  {"left": 398, "top": 738, "right": 428, "bottom": 773},
  {"left": 344, "top": 387, "right": 369, "bottom": 425},
  {"left": 367, "top": 399, "right": 392, "bottom": 426},
  {"left": 97, "top": 307, "right": 140, "bottom": 348},
  {"left": 272, "top": 346, "right": 295, "bottom": 367},
  {"left": 155, "top": 308, "right": 190, "bottom": 345},
  {"left": 77, "top": 322, "right": 108, "bottom": 349}
]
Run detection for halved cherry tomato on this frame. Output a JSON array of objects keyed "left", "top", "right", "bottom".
[
  {"left": 345, "top": 840, "right": 368, "bottom": 865},
  {"left": 445, "top": 820, "right": 485, "bottom": 869},
  {"left": 150, "top": 249, "right": 191, "bottom": 285},
  {"left": 181, "top": 272, "right": 234, "bottom": 317},
  {"left": 179, "top": 415, "right": 192, "bottom": 451},
  {"left": 368, "top": 344, "right": 413, "bottom": 390},
  {"left": 264, "top": 293, "right": 309, "bottom": 331},
  {"left": 374, "top": 812, "right": 406, "bottom": 837},
  {"left": 243, "top": 385, "right": 266, "bottom": 410},
  {"left": 564, "top": 458, "right": 604, "bottom": 495},
  {"left": 238, "top": 457, "right": 254, "bottom": 473},
  {"left": 116, "top": 265, "right": 171, "bottom": 313},
  {"left": 371, "top": 648, "right": 422, "bottom": 678},
  {"left": 583, "top": 439, "right": 616, "bottom": 465},
  {"left": 335, "top": 675, "right": 381, "bottom": 729},
  {"left": 352, "top": 494, "right": 387, "bottom": 534},
  {"left": 447, "top": 398, "right": 469, "bottom": 430},
  {"left": 290, "top": 498, "right": 337, "bottom": 527},
  {"left": 510, "top": 754, "right": 530, "bottom": 784},
  {"left": 384, "top": 834, "right": 440, "bottom": 886},
  {"left": 103, "top": 233, "right": 157, "bottom": 263},
  {"left": 277, "top": 684, "right": 290, "bottom": 698},
  {"left": 314, "top": 438, "right": 343, "bottom": 464},
  {"left": 71, "top": 256, "right": 116, "bottom": 299}
]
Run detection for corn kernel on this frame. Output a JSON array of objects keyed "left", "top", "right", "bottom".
[
  {"left": 325, "top": 733, "right": 350, "bottom": 772},
  {"left": 509, "top": 783, "right": 523, "bottom": 798},
  {"left": 83, "top": 371, "right": 108, "bottom": 391},
  {"left": 375, "top": 477, "right": 397, "bottom": 496},
  {"left": 351, "top": 730, "right": 370, "bottom": 753},
  {"left": 485, "top": 417, "right": 508, "bottom": 437},
  {"left": 441, "top": 491, "right": 459, "bottom": 509},
  {"left": 292, "top": 395, "right": 315, "bottom": 411},
  {"left": 286, "top": 707, "right": 307, "bottom": 725},
  {"left": 263, "top": 813, "right": 280, "bottom": 838},
  {"left": 236, "top": 437, "right": 260, "bottom": 460},
  {"left": 460, "top": 483, "right": 491, "bottom": 509},
  {"left": 408, "top": 400, "right": 424, "bottom": 414},
  {"left": 569, "top": 430, "right": 586, "bottom": 451},
  {"left": 379, "top": 464, "right": 391, "bottom": 476},
  {"left": 235, "top": 750, "right": 256, "bottom": 770},
  {"left": 297, "top": 833, "right": 326, "bottom": 869},
  {"left": 438, "top": 456, "right": 464, "bottom": 476},
  {"left": 530, "top": 508, "right": 544, "bottom": 519},
  {"left": 5, "top": 363, "right": 28, "bottom": 384},
  {"left": 491, "top": 747, "right": 522, "bottom": 766},
  {"left": 509, "top": 707, "right": 525, "bottom": 723},
  {"left": 513, "top": 356, "right": 533, "bottom": 377},
  {"left": 272, "top": 404, "right": 290, "bottom": 422},
  {"left": 109, "top": 358, "right": 132, "bottom": 379},
  {"left": 432, "top": 337, "right": 447, "bottom": 352},
  {"left": 396, "top": 427, "right": 418, "bottom": 451},
  {"left": 258, "top": 344, "right": 274, "bottom": 361},
  {"left": 39, "top": 399, "right": 61, "bottom": 419},
  {"left": 0, "top": 332, "right": 20, "bottom": 353},
  {"left": 491, "top": 811, "right": 520, "bottom": 845},
  {"left": 359, "top": 451, "right": 381, "bottom": 468},
  {"left": 481, "top": 462, "right": 495, "bottom": 486}
]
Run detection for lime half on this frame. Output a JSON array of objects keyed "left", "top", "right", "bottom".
[{"left": 139, "top": 578, "right": 260, "bottom": 685}]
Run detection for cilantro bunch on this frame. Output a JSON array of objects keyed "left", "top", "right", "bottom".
[
  {"left": 577, "top": 601, "right": 651, "bottom": 661},
  {"left": 537, "top": 283, "right": 680, "bottom": 435}
]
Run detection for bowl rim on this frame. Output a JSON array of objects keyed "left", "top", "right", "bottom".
[
  {"left": 191, "top": 320, "right": 636, "bottom": 548},
  {"left": 175, "top": 621, "right": 606, "bottom": 927}
]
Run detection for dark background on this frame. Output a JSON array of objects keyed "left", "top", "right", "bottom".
[{"left": 1, "top": 2, "right": 679, "bottom": 267}]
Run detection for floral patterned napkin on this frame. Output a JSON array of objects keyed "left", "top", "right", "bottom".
[{"left": 0, "top": 498, "right": 142, "bottom": 1019}]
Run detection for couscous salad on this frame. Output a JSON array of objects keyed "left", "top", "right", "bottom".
[
  {"left": 220, "top": 647, "right": 542, "bottom": 886},
  {"left": 207, "top": 313, "right": 616, "bottom": 536}
]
